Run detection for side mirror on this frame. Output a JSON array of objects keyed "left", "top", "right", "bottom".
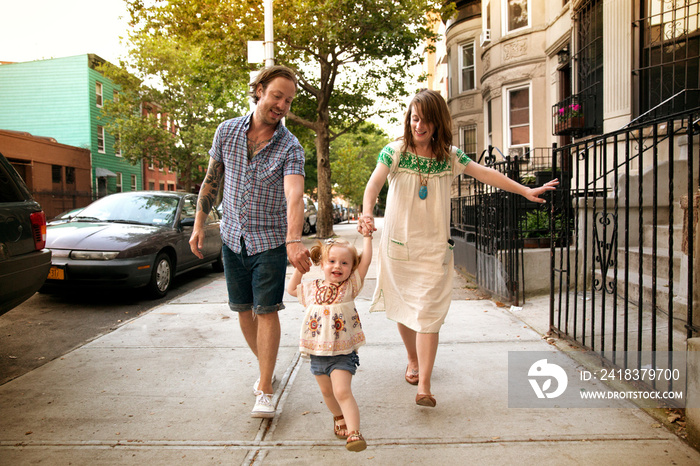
[{"left": 180, "top": 217, "right": 195, "bottom": 227}]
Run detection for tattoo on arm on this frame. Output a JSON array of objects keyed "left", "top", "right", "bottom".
[{"left": 197, "top": 160, "right": 224, "bottom": 215}]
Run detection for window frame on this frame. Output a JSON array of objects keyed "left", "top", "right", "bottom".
[
  {"left": 459, "top": 41, "right": 476, "bottom": 93},
  {"left": 96, "top": 82, "right": 103, "bottom": 108},
  {"left": 131, "top": 174, "right": 137, "bottom": 191},
  {"left": 116, "top": 172, "right": 123, "bottom": 193},
  {"left": 97, "top": 125, "right": 105, "bottom": 153},
  {"left": 503, "top": 83, "right": 532, "bottom": 154},
  {"left": 502, "top": 0, "right": 531, "bottom": 35}
]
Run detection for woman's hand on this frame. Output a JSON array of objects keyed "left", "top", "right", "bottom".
[
  {"left": 523, "top": 179, "right": 559, "bottom": 204},
  {"left": 357, "top": 215, "right": 376, "bottom": 237}
]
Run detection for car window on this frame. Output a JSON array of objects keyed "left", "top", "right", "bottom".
[
  {"left": 77, "top": 194, "right": 179, "bottom": 226},
  {"left": 181, "top": 197, "right": 197, "bottom": 222},
  {"left": 0, "top": 162, "right": 25, "bottom": 202}
]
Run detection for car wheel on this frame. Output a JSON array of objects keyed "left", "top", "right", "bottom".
[
  {"left": 303, "top": 218, "right": 311, "bottom": 235},
  {"left": 147, "top": 252, "right": 172, "bottom": 299},
  {"left": 212, "top": 251, "right": 224, "bottom": 272}
]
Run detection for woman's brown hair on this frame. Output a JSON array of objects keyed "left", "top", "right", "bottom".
[{"left": 400, "top": 89, "right": 453, "bottom": 162}]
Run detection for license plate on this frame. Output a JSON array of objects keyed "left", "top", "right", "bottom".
[{"left": 48, "top": 266, "right": 65, "bottom": 280}]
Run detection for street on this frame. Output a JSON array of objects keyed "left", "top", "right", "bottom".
[{"left": 0, "top": 267, "right": 222, "bottom": 386}]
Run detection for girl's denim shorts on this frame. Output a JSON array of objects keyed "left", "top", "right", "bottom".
[{"left": 309, "top": 351, "right": 360, "bottom": 376}]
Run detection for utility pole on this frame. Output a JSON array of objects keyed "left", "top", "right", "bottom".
[{"left": 264, "top": 0, "right": 274, "bottom": 67}]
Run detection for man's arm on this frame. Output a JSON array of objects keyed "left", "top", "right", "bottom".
[
  {"left": 189, "top": 157, "right": 224, "bottom": 259},
  {"left": 284, "top": 174, "right": 311, "bottom": 273}
]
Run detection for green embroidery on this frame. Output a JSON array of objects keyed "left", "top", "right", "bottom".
[
  {"left": 398, "top": 152, "right": 450, "bottom": 174},
  {"left": 378, "top": 146, "right": 394, "bottom": 167},
  {"left": 456, "top": 148, "right": 472, "bottom": 166}
]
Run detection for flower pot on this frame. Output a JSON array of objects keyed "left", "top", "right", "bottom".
[{"left": 555, "top": 116, "right": 585, "bottom": 135}]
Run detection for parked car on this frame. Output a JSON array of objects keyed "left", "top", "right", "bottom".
[
  {"left": 44, "top": 191, "right": 223, "bottom": 298},
  {"left": 303, "top": 196, "right": 317, "bottom": 235},
  {"left": 48, "top": 207, "right": 84, "bottom": 225},
  {"left": 333, "top": 204, "right": 342, "bottom": 224},
  {"left": 0, "top": 152, "right": 52, "bottom": 315}
]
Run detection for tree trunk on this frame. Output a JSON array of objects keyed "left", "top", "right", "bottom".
[{"left": 315, "top": 119, "right": 334, "bottom": 239}]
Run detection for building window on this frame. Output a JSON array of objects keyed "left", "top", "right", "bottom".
[
  {"left": 131, "top": 174, "right": 137, "bottom": 191},
  {"left": 52, "top": 165, "right": 62, "bottom": 184},
  {"left": 97, "top": 126, "right": 105, "bottom": 153},
  {"left": 506, "top": 85, "right": 531, "bottom": 154},
  {"left": 159, "top": 181, "right": 165, "bottom": 191},
  {"left": 573, "top": 0, "right": 603, "bottom": 134},
  {"left": 113, "top": 90, "right": 119, "bottom": 102},
  {"left": 148, "top": 159, "right": 154, "bottom": 170},
  {"left": 486, "top": 99, "right": 493, "bottom": 148},
  {"left": 447, "top": 48, "right": 453, "bottom": 99},
  {"left": 116, "top": 172, "right": 123, "bottom": 193},
  {"left": 634, "top": 0, "right": 700, "bottom": 116},
  {"left": 504, "top": 0, "right": 530, "bottom": 33},
  {"left": 168, "top": 182, "right": 176, "bottom": 191},
  {"left": 114, "top": 134, "right": 121, "bottom": 157},
  {"left": 96, "top": 82, "right": 103, "bottom": 108},
  {"left": 459, "top": 41, "right": 476, "bottom": 92},
  {"left": 65, "top": 166, "right": 75, "bottom": 185},
  {"left": 148, "top": 181, "right": 155, "bottom": 190},
  {"left": 460, "top": 126, "right": 478, "bottom": 159}
]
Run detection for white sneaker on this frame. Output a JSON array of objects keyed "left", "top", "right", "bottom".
[
  {"left": 251, "top": 393, "right": 275, "bottom": 418},
  {"left": 253, "top": 374, "right": 277, "bottom": 395}
]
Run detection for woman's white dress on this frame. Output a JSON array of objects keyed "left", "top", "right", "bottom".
[{"left": 369, "top": 141, "right": 472, "bottom": 333}]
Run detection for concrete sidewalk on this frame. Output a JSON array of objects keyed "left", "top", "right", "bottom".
[{"left": 1, "top": 220, "right": 699, "bottom": 465}]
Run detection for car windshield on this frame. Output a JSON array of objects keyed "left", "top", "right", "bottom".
[{"left": 74, "top": 194, "right": 180, "bottom": 226}]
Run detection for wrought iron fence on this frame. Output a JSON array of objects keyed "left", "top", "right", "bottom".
[
  {"left": 450, "top": 146, "right": 564, "bottom": 303},
  {"left": 550, "top": 109, "right": 699, "bottom": 398}
]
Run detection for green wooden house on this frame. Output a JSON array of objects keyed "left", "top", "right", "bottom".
[{"left": 0, "top": 54, "right": 141, "bottom": 198}]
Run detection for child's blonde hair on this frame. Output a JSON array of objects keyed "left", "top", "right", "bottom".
[{"left": 309, "top": 238, "right": 362, "bottom": 272}]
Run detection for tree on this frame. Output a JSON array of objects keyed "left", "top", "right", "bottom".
[
  {"left": 330, "top": 123, "right": 389, "bottom": 207},
  {"left": 122, "top": 0, "right": 451, "bottom": 236},
  {"left": 100, "top": 9, "right": 249, "bottom": 191},
  {"left": 275, "top": 0, "right": 451, "bottom": 237}
]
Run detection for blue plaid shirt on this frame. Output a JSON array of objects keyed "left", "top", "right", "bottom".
[{"left": 210, "top": 113, "right": 305, "bottom": 255}]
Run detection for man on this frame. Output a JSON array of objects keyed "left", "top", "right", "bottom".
[{"left": 189, "top": 65, "right": 311, "bottom": 418}]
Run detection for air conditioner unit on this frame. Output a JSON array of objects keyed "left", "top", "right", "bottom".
[
  {"left": 508, "top": 146, "right": 530, "bottom": 161},
  {"left": 480, "top": 29, "right": 491, "bottom": 47}
]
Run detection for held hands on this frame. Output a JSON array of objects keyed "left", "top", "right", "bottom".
[
  {"left": 523, "top": 179, "right": 559, "bottom": 204},
  {"left": 357, "top": 215, "right": 376, "bottom": 238},
  {"left": 286, "top": 241, "right": 312, "bottom": 274}
]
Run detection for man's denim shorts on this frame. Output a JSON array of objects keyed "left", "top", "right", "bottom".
[
  {"left": 222, "top": 240, "right": 287, "bottom": 315},
  {"left": 309, "top": 352, "right": 360, "bottom": 376}
]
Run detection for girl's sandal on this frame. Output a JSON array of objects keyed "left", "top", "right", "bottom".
[
  {"left": 333, "top": 414, "right": 348, "bottom": 439},
  {"left": 345, "top": 431, "right": 367, "bottom": 452}
]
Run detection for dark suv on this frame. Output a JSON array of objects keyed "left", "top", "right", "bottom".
[{"left": 0, "top": 153, "right": 51, "bottom": 315}]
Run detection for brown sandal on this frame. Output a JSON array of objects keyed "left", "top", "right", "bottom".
[
  {"left": 333, "top": 414, "right": 348, "bottom": 439},
  {"left": 405, "top": 365, "right": 419, "bottom": 385},
  {"left": 415, "top": 393, "right": 436, "bottom": 407},
  {"left": 345, "top": 430, "right": 367, "bottom": 452}
]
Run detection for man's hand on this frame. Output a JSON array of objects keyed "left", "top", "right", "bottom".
[
  {"left": 286, "top": 242, "right": 311, "bottom": 273},
  {"left": 189, "top": 228, "right": 205, "bottom": 259}
]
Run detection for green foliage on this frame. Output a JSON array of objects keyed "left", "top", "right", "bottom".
[
  {"left": 330, "top": 123, "right": 390, "bottom": 206},
  {"left": 117, "top": 0, "right": 452, "bottom": 233},
  {"left": 100, "top": 2, "right": 250, "bottom": 191}
]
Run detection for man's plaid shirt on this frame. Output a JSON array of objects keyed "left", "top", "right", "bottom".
[{"left": 210, "top": 113, "right": 305, "bottom": 255}]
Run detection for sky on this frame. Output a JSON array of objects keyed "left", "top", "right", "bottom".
[{"left": 0, "top": 0, "right": 131, "bottom": 64}]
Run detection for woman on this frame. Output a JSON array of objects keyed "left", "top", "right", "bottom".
[{"left": 358, "top": 89, "right": 557, "bottom": 407}]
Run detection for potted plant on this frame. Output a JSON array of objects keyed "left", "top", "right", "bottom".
[{"left": 555, "top": 102, "right": 584, "bottom": 133}]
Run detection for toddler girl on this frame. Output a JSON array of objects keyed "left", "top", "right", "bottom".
[{"left": 286, "top": 236, "right": 372, "bottom": 452}]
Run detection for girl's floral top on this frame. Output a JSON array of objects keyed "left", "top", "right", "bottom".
[{"left": 296, "top": 270, "right": 365, "bottom": 357}]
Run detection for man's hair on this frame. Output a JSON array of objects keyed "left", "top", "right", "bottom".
[{"left": 249, "top": 65, "right": 298, "bottom": 103}]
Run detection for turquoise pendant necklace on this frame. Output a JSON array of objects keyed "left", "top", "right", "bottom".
[{"left": 418, "top": 157, "right": 433, "bottom": 200}]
